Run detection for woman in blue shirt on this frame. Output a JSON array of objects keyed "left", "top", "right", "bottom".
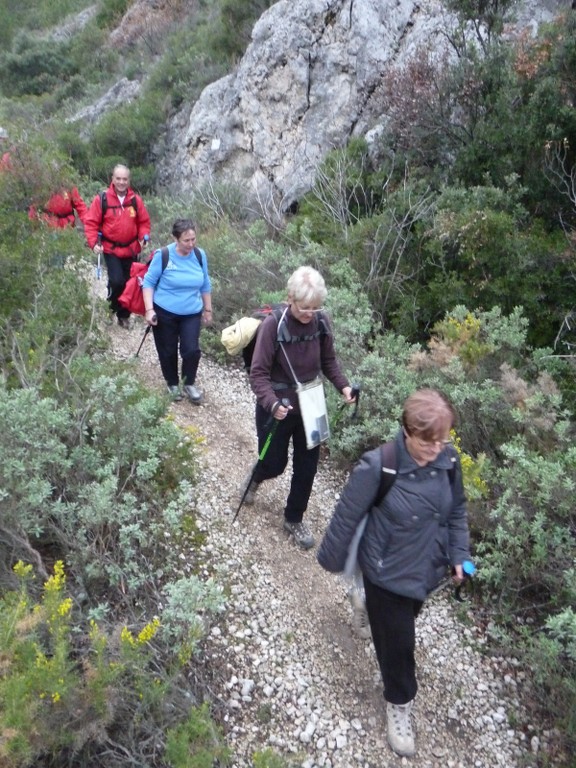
[{"left": 142, "top": 219, "right": 212, "bottom": 403}]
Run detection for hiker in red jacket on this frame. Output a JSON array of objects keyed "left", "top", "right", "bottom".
[
  {"left": 84, "top": 164, "right": 151, "bottom": 328},
  {"left": 28, "top": 187, "right": 87, "bottom": 229}
]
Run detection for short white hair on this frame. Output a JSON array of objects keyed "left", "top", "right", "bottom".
[{"left": 287, "top": 266, "right": 327, "bottom": 306}]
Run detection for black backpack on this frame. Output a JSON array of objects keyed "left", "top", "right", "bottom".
[
  {"left": 153, "top": 245, "right": 203, "bottom": 270},
  {"left": 375, "top": 440, "right": 456, "bottom": 505},
  {"left": 242, "top": 304, "right": 328, "bottom": 372},
  {"left": 100, "top": 190, "right": 138, "bottom": 216}
]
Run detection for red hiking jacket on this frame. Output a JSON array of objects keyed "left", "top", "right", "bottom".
[
  {"left": 84, "top": 183, "right": 151, "bottom": 258},
  {"left": 28, "top": 187, "right": 87, "bottom": 229}
]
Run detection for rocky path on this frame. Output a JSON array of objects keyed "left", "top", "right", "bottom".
[{"left": 109, "top": 318, "right": 554, "bottom": 768}]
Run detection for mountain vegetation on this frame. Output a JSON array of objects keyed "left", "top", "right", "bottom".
[{"left": 0, "top": 0, "right": 575, "bottom": 765}]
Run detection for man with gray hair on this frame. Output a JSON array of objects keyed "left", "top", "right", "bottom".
[{"left": 84, "top": 164, "right": 151, "bottom": 328}]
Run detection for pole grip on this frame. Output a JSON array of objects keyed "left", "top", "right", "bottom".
[{"left": 264, "top": 397, "right": 290, "bottom": 430}]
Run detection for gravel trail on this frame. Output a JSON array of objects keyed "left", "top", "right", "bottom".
[{"left": 108, "top": 318, "right": 557, "bottom": 768}]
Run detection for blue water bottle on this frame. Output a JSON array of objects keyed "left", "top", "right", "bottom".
[{"left": 455, "top": 559, "right": 476, "bottom": 602}]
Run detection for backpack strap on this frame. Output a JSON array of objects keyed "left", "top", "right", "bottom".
[
  {"left": 100, "top": 191, "right": 138, "bottom": 219},
  {"left": 375, "top": 440, "right": 457, "bottom": 508},
  {"left": 193, "top": 246, "right": 203, "bottom": 268},
  {"left": 375, "top": 441, "right": 398, "bottom": 507},
  {"left": 275, "top": 308, "right": 328, "bottom": 344}
]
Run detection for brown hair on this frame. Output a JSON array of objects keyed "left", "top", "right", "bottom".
[
  {"left": 402, "top": 388, "right": 456, "bottom": 440},
  {"left": 172, "top": 218, "right": 196, "bottom": 239}
]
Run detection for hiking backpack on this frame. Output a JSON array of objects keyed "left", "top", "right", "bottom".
[
  {"left": 118, "top": 246, "right": 203, "bottom": 316},
  {"left": 241, "top": 304, "right": 328, "bottom": 372},
  {"left": 100, "top": 191, "right": 138, "bottom": 216}
]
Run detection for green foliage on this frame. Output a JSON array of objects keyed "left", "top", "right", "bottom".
[
  {"left": 0, "top": 561, "right": 226, "bottom": 767},
  {"left": 419, "top": 181, "right": 567, "bottom": 347},
  {"left": 209, "top": 0, "right": 277, "bottom": 62},
  {"left": 96, "top": 0, "right": 130, "bottom": 29},
  {"left": 0, "top": 0, "right": 92, "bottom": 48},
  {"left": 165, "top": 702, "right": 232, "bottom": 768},
  {"left": 298, "top": 139, "right": 391, "bottom": 251},
  {"left": 160, "top": 576, "right": 225, "bottom": 664},
  {"left": 0, "top": 561, "right": 118, "bottom": 765},
  {"left": 0, "top": 34, "right": 78, "bottom": 97},
  {"left": 89, "top": 93, "right": 164, "bottom": 189},
  {"left": 475, "top": 443, "right": 576, "bottom": 751},
  {"left": 252, "top": 749, "right": 299, "bottom": 768},
  {"left": 527, "top": 607, "right": 576, "bottom": 742},
  {"left": 148, "top": 28, "right": 229, "bottom": 111}
]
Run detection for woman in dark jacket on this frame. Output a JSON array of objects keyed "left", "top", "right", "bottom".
[{"left": 317, "top": 388, "right": 471, "bottom": 758}]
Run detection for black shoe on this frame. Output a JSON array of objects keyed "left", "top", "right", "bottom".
[{"left": 117, "top": 316, "right": 131, "bottom": 329}]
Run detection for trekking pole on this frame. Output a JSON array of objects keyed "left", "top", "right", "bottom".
[
  {"left": 96, "top": 232, "right": 102, "bottom": 280},
  {"left": 350, "top": 382, "right": 361, "bottom": 421},
  {"left": 339, "top": 382, "right": 361, "bottom": 420},
  {"left": 134, "top": 324, "right": 152, "bottom": 358},
  {"left": 232, "top": 398, "right": 290, "bottom": 523},
  {"left": 429, "top": 559, "right": 476, "bottom": 602}
]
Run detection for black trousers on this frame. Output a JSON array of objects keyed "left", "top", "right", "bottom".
[
  {"left": 253, "top": 404, "right": 320, "bottom": 523},
  {"left": 104, "top": 253, "right": 135, "bottom": 318},
  {"left": 363, "top": 575, "right": 423, "bottom": 705},
  {"left": 151, "top": 305, "right": 202, "bottom": 387}
]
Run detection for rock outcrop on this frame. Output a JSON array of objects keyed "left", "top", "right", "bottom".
[{"left": 159, "top": 0, "right": 564, "bottom": 211}]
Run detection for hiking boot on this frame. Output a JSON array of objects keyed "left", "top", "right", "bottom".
[
  {"left": 183, "top": 384, "right": 202, "bottom": 404},
  {"left": 240, "top": 474, "right": 260, "bottom": 505},
  {"left": 386, "top": 701, "right": 415, "bottom": 757},
  {"left": 117, "top": 316, "right": 131, "bottom": 329},
  {"left": 348, "top": 589, "right": 371, "bottom": 639},
  {"left": 283, "top": 520, "right": 315, "bottom": 550},
  {"left": 167, "top": 385, "right": 183, "bottom": 402}
]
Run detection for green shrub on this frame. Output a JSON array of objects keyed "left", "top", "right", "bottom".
[
  {"left": 0, "top": 560, "right": 226, "bottom": 767},
  {"left": 209, "top": 0, "right": 277, "bottom": 62},
  {"left": 96, "top": 0, "right": 130, "bottom": 29},
  {"left": 165, "top": 702, "right": 232, "bottom": 768},
  {"left": 0, "top": 35, "right": 78, "bottom": 97}
]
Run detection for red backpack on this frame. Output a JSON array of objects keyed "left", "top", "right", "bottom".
[{"left": 118, "top": 247, "right": 204, "bottom": 315}]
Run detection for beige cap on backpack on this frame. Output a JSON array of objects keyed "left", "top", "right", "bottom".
[{"left": 221, "top": 317, "right": 261, "bottom": 355}]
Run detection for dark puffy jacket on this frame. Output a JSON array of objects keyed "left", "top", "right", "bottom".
[{"left": 317, "top": 431, "right": 470, "bottom": 601}]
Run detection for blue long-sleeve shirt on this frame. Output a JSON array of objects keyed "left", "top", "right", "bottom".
[{"left": 142, "top": 243, "right": 211, "bottom": 315}]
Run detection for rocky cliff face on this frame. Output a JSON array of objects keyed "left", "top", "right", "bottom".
[{"left": 158, "top": 0, "right": 565, "bottom": 212}]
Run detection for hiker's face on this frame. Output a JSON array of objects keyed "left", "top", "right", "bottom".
[
  {"left": 175, "top": 229, "right": 197, "bottom": 255},
  {"left": 404, "top": 429, "right": 451, "bottom": 467},
  {"left": 112, "top": 169, "right": 130, "bottom": 195},
  {"left": 290, "top": 298, "right": 323, "bottom": 324}
]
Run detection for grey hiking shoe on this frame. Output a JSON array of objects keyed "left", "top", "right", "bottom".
[
  {"left": 240, "top": 474, "right": 260, "bottom": 505},
  {"left": 167, "top": 385, "right": 183, "bottom": 402},
  {"left": 283, "top": 520, "right": 315, "bottom": 549},
  {"left": 183, "top": 384, "right": 202, "bottom": 404},
  {"left": 386, "top": 700, "right": 415, "bottom": 757},
  {"left": 117, "top": 316, "right": 131, "bottom": 329},
  {"left": 348, "top": 589, "right": 371, "bottom": 639}
]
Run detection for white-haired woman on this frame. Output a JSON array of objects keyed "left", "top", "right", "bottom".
[{"left": 247, "top": 266, "right": 355, "bottom": 549}]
